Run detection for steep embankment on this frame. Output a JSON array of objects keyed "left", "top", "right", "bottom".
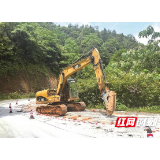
[
  {"left": 0, "top": 71, "right": 57, "bottom": 95},
  {"left": 0, "top": 73, "right": 57, "bottom": 94}
]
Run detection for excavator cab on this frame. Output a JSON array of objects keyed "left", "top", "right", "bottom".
[{"left": 67, "top": 79, "right": 79, "bottom": 100}]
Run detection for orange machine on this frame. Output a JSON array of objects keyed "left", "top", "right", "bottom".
[{"left": 36, "top": 47, "right": 116, "bottom": 116}]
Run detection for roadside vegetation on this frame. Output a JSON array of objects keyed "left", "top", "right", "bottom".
[
  {"left": 0, "top": 92, "right": 35, "bottom": 100},
  {"left": 88, "top": 102, "right": 160, "bottom": 113}
]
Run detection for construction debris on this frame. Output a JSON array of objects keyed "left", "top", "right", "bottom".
[{"left": 13, "top": 100, "right": 160, "bottom": 138}]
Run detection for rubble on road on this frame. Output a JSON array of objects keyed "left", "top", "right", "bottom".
[{"left": 14, "top": 101, "right": 160, "bottom": 138}]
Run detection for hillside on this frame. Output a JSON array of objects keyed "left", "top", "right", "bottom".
[
  {"left": 0, "top": 22, "right": 140, "bottom": 96},
  {"left": 0, "top": 70, "right": 57, "bottom": 94}
]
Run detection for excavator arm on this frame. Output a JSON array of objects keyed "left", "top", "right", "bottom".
[
  {"left": 57, "top": 56, "right": 92, "bottom": 95},
  {"left": 57, "top": 47, "right": 116, "bottom": 114}
]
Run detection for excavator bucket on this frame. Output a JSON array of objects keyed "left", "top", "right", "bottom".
[{"left": 101, "top": 91, "right": 116, "bottom": 115}]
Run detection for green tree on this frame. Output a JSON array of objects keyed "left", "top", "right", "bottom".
[
  {"left": 100, "top": 28, "right": 111, "bottom": 42},
  {"left": 60, "top": 38, "right": 80, "bottom": 68},
  {"left": 100, "top": 39, "right": 121, "bottom": 66},
  {"left": 105, "top": 43, "right": 160, "bottom": 107},
  {"left": 139, "top": 25, "right": 160, "bottom": 44},
  {"left": 0, "top": 30, "right": 13, "bottom": 62},
  {"left": 81, "top": 33, "right": 103, "bottom": 53},
  {"left": 64, "top": 38, "right": 79, "bottom": 53}
]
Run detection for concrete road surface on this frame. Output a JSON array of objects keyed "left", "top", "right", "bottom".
[
  {"left": 0, "top": 99, "right": 93, "bottom": 138},
  {"left": 1, "top": 98, "right": 160, "bottom": 138}
]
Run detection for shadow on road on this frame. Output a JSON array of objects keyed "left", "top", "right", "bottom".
[{"left": 0, "top": 106, "right": 25, "bottom": 118}]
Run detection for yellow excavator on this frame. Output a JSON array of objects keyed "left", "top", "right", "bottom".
[{"left": 36, "top": 47, "right": 116, "bottom": 116}]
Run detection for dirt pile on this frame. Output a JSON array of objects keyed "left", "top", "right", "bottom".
[{"left": 0, "top": 71, "right": 57, "bottom": 94}]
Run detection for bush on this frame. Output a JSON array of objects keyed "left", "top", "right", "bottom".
[
  {"left": 106, "top": 70, "right": 160, "bottom": 107},
  {"left": 105, "top": 47, "right": 160, "bottom": 108},
  {"left": 76, "top": 65, "right": 103, "bottom": 106},
  {"left": 145, "top": 106, "right": 160, "bottom": 111},
  {"left": 78, "top": 80, "right": 103, "bottom": 106},
  {"left": 116, "top": 103, "right": 127, "bottom": 111},
  {"left": 0, "top": 92, "right": 35, "bottom": 100}
]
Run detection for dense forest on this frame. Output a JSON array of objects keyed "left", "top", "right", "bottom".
[{"left": 0, "top": 22, "right": 160, "bottom": 110}]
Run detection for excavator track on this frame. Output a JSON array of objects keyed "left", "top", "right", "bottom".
[
  {"left": 36, "top": 104, "right": 67, "bottom": 116},
  {"left": 36, "top": 102, "right": 86, "bottom": 116},
  {"left": 67, "top": 102, "right": 86, "bottom": 112}
]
